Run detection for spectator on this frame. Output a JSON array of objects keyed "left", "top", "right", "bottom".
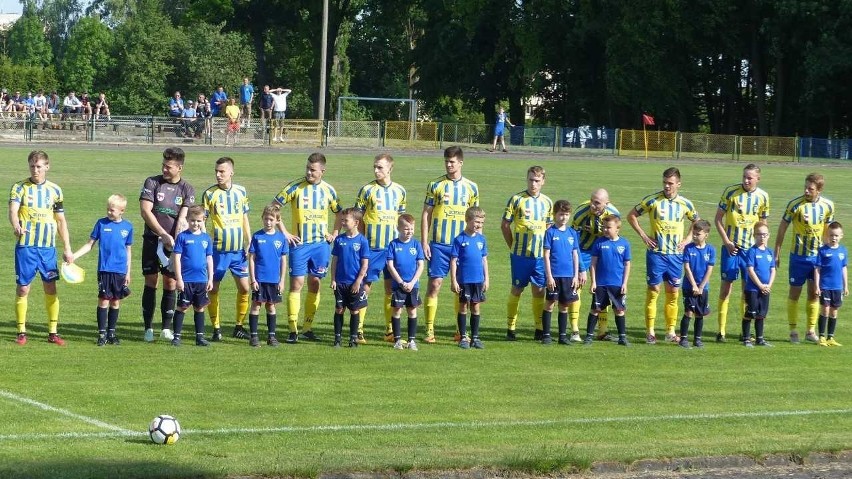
[
  {"left": 80, "top": 92, "right": 93, "bottom": 121},
  {"left": 94, "top": 93, "right": 111, "bottom": 122},
  {"left": 23, "top": 92, "right": 35, "bottom": 118},
  {"left": 46, "top": 92, "right": 60, "bottom": 120},
  {"left": 269, "top": 87, "right": 291, "bottom": 142},
  {"left": 62, "top": 91, "right": 82, "bottom": 119},
  {"left": 239, "top": 77, "right": 254, "bottom": 127},
  {"left": 33, "top": 90, "right": 47, "bottom": 123},
  {"left": 211, "top": 85, "right": 228, "bottom": 117},
  {"left": 180, "top": 100, "right": 198, "bottom": 138},
  {"left": 259, "top": 85, "right": 273, "bottom": 126},
  {"left": 196, "top": 93, "right": 213, "bottom": 138},
  {"left": 9, "top": 91, "right": 24, "bottom": 118},
  {"left": 168, "top": 91, "right": 184, "bottom": 118},
  {"left": 224, "top": 98, "right": 240, "bottom": 146}
]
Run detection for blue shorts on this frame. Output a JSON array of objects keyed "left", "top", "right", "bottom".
[
  {"left": 510, "top": 254, "right": 545, "bottom": 289},
  {"left": 719, "top": 247, "right": 748, "bottom": 282},
  {"left": 495, "top": 126, "right": 505, "bottom": 137},
  {"left": 179, "top": 282, "right": 210, "bottom": 309},
  {"left": 788, "top": 254, "right": 817, "bottom": 287},
  {"left": 682, "top": 289, "right": 710, "bottom": 316},
  {"left": 458, "top": 283, "right": 486, "bottom": 304},
  {"left": 15, "top": 246, "right": 59, "bottom": 286},
  {"left": 428, "top": 242, "right": 452, "bottom": 279},
  {"left": 252, "top": 283, "right": 282, "bottom": 304},
  {"left": 545, "top": 277, "right": 579, "bottom": 304},
  {"left": 289, "top": 241, "right": 330, "bottom": 278},
  {"left": 592, "top": 286, "right": 626, "bottom": 313},
  {"left": 391, "top": 287, "right": 422, "bottom": 309},
  {"left": 744, "top": 290, "right": 770, "bottom": 320},
  {"left": 212, "top": 250, "right": 249, "bottom": 282},
  {"left": 98, "top": 272, "right": 131, "bottom": 300},
  {"left": 334, "top": 283, "right": 368, "bottom": 311},
  {"left": 645, "top": 251, "right": 683, "bottom": 287},
  {"left": 365, "top": 248, "right": 389, "bottom": 283},
  {"left": 819, "top": 290, "right": 844, "bottom": 309}
]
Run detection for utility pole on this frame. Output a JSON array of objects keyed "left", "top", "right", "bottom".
[{"left": 318, "top": 0, "right": 329, "bottom": 120}]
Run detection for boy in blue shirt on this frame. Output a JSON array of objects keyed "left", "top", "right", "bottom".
[
  {"left": 743, "top": 221, "right": 776, "bottom": 347},
  {"left": 248, "top": 204, "right": 289, "bottom": 347},
  {"left": 386, "top": 213, "right": 425, "bottom": 350},
  {"left": 814, "top": 221, "right": 848, "bottom": 346},
  {"left": 585, "top": 215, "right": 631, "bottom": 346},
  {"left": 450, "top": 206, "right": 489, "bottom": 349},
  {"left": 679, "top": 220, "right": 716, "bottom": 348},
  {"left": 172, "top": 206, "right": 214, "bottom": 346},
  {"left": 331, "top": 207, "right": 370, "bottom": 348},
  {"left": 541, "top": 200, "right": 583, "bottom": 345},
  {"left": 72, "top": 194, "right": 133, "bottom": 346}
]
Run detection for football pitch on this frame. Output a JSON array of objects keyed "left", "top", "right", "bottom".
[{"left": 1, "top": 145, "right": 851, "bottom": 478}]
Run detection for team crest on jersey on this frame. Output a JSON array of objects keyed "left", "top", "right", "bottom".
[
  {"left": 409, "top": 247, "right": 417, "bottom": 255},
  {"left": 157, "top": 192, "right": 165, "bottom": 201},
  {"left": 353, "top": 243, "right": 361, "bottom": 252},
  {"left": 477, "top": 241, "right": 484, "bottom": 250},
  {"left": 568, "top": 237, "right": 574, "bottom": 245},
  {"left": 617, "top": 246, "right": 626, "bottom": 254},
  {"left": 202, "top": 240, "right": 209, "bottom": 248},
  {"left": 703, "top": 253, "right": 710, "bottom": 262},
  {"left": 840, "top": 253, "right": 846, "bottom": 261},
  {"left": 121, "top": 230, "right": 129, "bottom": 238},
  {"left": 175, "top": 196, "right": 183, "bottom": 205},
  {"left": 274, "top": 240, "right": 283, "bottom": 249}
]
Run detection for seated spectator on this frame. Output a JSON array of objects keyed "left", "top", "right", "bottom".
[
  {"left": 211, "top": 85, "right": 227, "bottom": 117},
  {"left": 8, "top": 91, "right": 23, "bottom": 117},
  {"left": 80, "top": 92, "right": 92, "bottom": 120},
  {"left": 33, "top": 90, "right": 47, "bottom": 122},
  {"left": 168, "top": 91, "right": 184, "bottom": 118},
  {"left": 94, "top": 92, "right": 111, "bottom": 121},
  {"left": 23, "top": 92, "right": 35, "bottom": 118},
  {"left": 181, "top": 100, "right": 198, "bottom": 138},
  {"left": 62, "top": 91, "right": 82, "bottom": 119},
  {"left": 0, "top": 89, "right": 8, "bottom": 118},
  {"left": 46, "top": 92, "right": 60, "bottom": 120}
]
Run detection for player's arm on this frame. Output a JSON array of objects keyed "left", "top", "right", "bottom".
[
  {"left": 684, "top": 263, "right": 699, "bottom": 293},
  {"left": 482, "top": 255, "right": 489, "bottom": 292},
  {"left": 746, "top": 265, "right": 763, "bottom": 291},
  {"left": 813, "top": 265, "right": 822, "bottom": 297},
  {"left": 279, "top": 254, "right": 288, "bottom": 293},
  {"left": 206, "top": 254, "right": 214, "bottom": 291},
  {"left": 420, "top": 203, "right": 433, "bottom": 260},
  {"left": 248, "top": 252, "right": 258, "bottom": 290},
  {"left": 627, "top": 207, "right": 655, "bottom": 249},
  {"left": 500, "top": 218, "right": 513, "bottom": 249},
  {"left": 543, "top": 249, "right": 555, "bottom": 290},
  {"left": 173, "top": 252, "right": 184, "bottom": 291},
  {"left": 175, "top": 203, "right": 190, "bottom": 236},
  {"left": 621, "top": 260, "right": 631, "bottom": 295},
  {"left": 125, "top": 245, "right": 132, "bottom": 285},
  {"left": 571, "top": 248, "right": 580, "bottom": 290},
  {"left": 351, "top": 256, "right": 368, "bottom": 293},
  {"left": 386, "top": 258, "right": 403, "bottom": 286},
  {"left": 589, "top": 255, "right": 598, "bottom": 293},
  {"left": 54, "top": 210, "right": 74, "bottom": 263},
  {"left": 329, "top": 255, "right": 338, "bottom": 290},
  {"left": 412, "top": 258, "right": 425, "bottom": 288},
  {"left": 698, "top": 265, "right": 714, "bottom": 293},
  {"left": 328, "top": 210, "right": 341, "bottom": 243},
  {"left": 774, "top": 219, "right": 790, "bottom": 268},
  {"left": 766, "top": 264, "right": 776, "bottom": 292},
  {"left": 71, "top": 238, "right": 96, "bottom": 261},
  {"left": 141, "top": 199, "right": 173, "bottom": 247},
  {"left": 8, "top": 198, "right": 24, "bottom": 237},
  {"left": 241, "top": 212, "right": 251, "bottom": 251},
  {"left": 842, "top": 265, "right": 848, "bottom": 296},
  {"left": 714, "top": 207, "right": 737, "bottom": 255},
  {"left": 449, "top": 256, "right": 459, "bottom": 293}
]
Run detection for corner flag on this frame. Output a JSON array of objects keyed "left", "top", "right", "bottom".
[{"left": 642, "top": 113, "right": 655, "bottom": 126}]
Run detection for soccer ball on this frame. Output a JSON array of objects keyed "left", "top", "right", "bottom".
[{"left": 148, "top": 415, "right": 181, "bottom": 445}]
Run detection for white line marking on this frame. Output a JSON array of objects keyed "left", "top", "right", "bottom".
[
  {"left": 0, "top": 389, "right": 135, "bottom": 434},
  {"left": 0, "top": 408, "right": 849, "bottom": 442}
]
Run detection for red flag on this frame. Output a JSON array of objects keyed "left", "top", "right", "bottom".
[{"left": 642, "top": 113, "right": 655, "bottom": 126}]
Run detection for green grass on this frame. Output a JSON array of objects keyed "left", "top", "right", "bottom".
[{"left": 1, "top": 145, "right": 851, "bottom": 478}]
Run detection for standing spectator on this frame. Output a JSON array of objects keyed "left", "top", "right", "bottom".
[
  {"left": 94, "top": 93, "right": 111, "bottom": 122},
  {"left": 239, "top": 77, "right": 254, "bottom": 127},
  {"left": 489, "top": 107, "right": 514, "bottom": 153},
  {"left": 627, "top": 167, "right": 699, "bottom": 344},
  {"left": 211, "top": 85, "right": 228, "bottom": 117},
  {"left": 196, "top": 93, "right": 213, "bottom": 138},
  {"left": 259, "top": 85, "right": 274, "bottom": 126},
  {"left": 168, "top": 91, "right": 184, "bottom": 118},
  {"left": 139, "top": 147, "right": 195, "bottom": 342},
  {"left": 62, "top": 91, "right": 82, "bottom": 119},
  {"left": 224, "top": 98, "right": 241, "bottom": 146},
  {"left": 269, "top": 87, "right": 291, "bottom": 142},
  {"left": 9, "top": 150, "right": 75, "bottom": 346}
]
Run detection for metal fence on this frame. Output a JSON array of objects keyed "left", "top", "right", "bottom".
[{"left": 0, "top": 116, "right": 849, "bottom": 162}]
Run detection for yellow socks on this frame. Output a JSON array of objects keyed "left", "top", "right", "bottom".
[
  {"left": 787, "top": 298, "right": 799, "bottom": 330},
  {"left": 302, "top": 291, "right": 319, "bottom": 331},
  {"left": 208, "top": 290, "right": 220, "bottom": 328},
  {"left": 425, "top": 296, "right": 438, "bottom": 337},
  {"left": 235, "top": 291, "right": 249, "bottom": 327},
  {"left": 569, "top": 299, "right": 581, "bottom": 332},
  {"left": 597, "top": 308, "right": 609, "bottom": 336},
  {"left": 288, "top": 291, "right": 301, "bottom": 326},
  {"left": 807, "top": 300, "right": 820, "bottom": 331},
  {"left": 645, "top": 289, "right": 659, "bottom": 332},
  {"left": 664, "top": 290, "right": 679, "bottom": 334},
  {"left": 384, "top": 293, "right": 393, "bottom": 334},
  {"left": 45, "top": 293, "right": 59, "bottom": 334},
  {"left": 16, "top": 295, "right": 27, "bottom": 333},
  {"left": 358, "top": 307, "right": 368, "bottom": 335},
  {"left": 506, "top": 294, "right": 521, "bottom": 331}
]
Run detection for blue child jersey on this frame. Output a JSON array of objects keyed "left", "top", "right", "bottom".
[
  {"left": 174, "top": 230, "right": 213, "bottom": 283},
  {"left": 543, "top": 224, "right": 582, "bottom": 277},
  {"left": 450, "top": 230, "right": 488, "bottom": 284},
  {"left": 386, "top": 237, "right": 425, "bottom": 288},
  {"left": 744, "top": 245, "right": 775, "bottom": 292},
  {"left": 682, "top": 243, "right": 716, "bottom": 292},
  {"left": 89, "top": 217, "right": 133, "bottom": 274},
  {"left": 590, "top": 236, "right": 631, "bottom": 287},
  {"left": 817, "top": 244, "right": 848, "bottom": 291},
  {"left": 249, "top": 229, "right": 289, "bottom": 284},
  {"left": 332, "top": 232, "right": 370, "bottom": 284}
]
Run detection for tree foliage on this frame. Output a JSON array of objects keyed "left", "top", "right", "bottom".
[
  {"left": 7, "top": 12, "right": 53, "bottom": 67},
  {"left": 61, "top": 17, "right": 114, "bottom": 93}
]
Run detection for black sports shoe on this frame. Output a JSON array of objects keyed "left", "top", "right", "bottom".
[
  {"left": 232, "top": 325, "right": 249, "bottom": 340},
  {"left": 249, "top": 336, "right": 261, "bottom": 348},
  {"left": 212, "top": 328, "right": 222, "bottom": 341},
  {"left": 506, "top": 329, "right": 517, "bottom": 341},
  {"left": 195, "top": 336, "right": 210, "bottom": 346},
  {"left": 348, "top": 338, "right": 358, "bottom": 348},
  {"left": 617, "top": 337, "right": 631, "bottom": 347},
  {"left": 693, "top": 339, "right": 705, "bottom": 348},
  {"left": 285, "top": 332, "right": 298, "bottom": 344},
  {"left": 171, "top": 338, "right": 182, "bottom": 347},
  {"left": 106, "top": 335, "right": 120, "bottom": 345},
  {"left": 558, "top": 335, "right": 569, "bottom": 345},
  {"left": 534, "top": 329, "right": 544, "bottom": 341},
  {"left": 96, "top": 335, "right": 107, "bottom": 347},
  {"left": 541, "top": 335, "right": 552, "bottom": 345},
  {"left": 333, "top": 334, "right": 342, "bottom": 348},
  {"left": 300, "top": 330, "right": 321, "bottom": 341},
  {"left": 267, "top": 336, "right": 280, "bottom": 347}
]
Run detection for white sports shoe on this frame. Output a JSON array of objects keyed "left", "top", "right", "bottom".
[
  {"left": 569, "top": 332, "right": 582, "bottom": 343},
  {"left": 144, "top": 328, "right": 155, "bottom": 342},
  {"left": 161, "top": 329, "right": 174, "bottom": 340},
  {"left": 407, "top": 339, "right": 418, "bottom": 351}
]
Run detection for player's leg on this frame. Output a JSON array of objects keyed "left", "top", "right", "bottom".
[
  {"left": 39, "top": 248, "right": 63, "bottom": 345},
  {"left": 805, "top": 278, "right": 820, "bottom": 342},
  {"left": 787, "top": 255, "right": 809, "bottom": 343},
  {"left": 424, "top": 242, "right": 451, "bottom": 342},
  {"left": 13, "top": 246, "right": 38, "bottom": 343},
  {"left": 541, "top": 296, "right": 556, "bottom": 343},
  {"left": 644, "top": 251, "right": 663, "bottom": 343},
  {"left": 530, "top": 258, "right": 546, "bottom": 338},
  {"left": 827, "top": 304, "right": 842, "bottom": 346},
  {"left": 663, "top": 255, "right": 683, "bottom": 341}
]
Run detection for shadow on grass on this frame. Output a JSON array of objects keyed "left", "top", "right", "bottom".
[{"left": 0, "top": 459, "right": 206, "bottom": 479}]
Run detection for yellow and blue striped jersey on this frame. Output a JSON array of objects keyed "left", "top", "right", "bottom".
[
  {"left": 781, "top": 194, "right": 834, "bottom": 257},
  {"left": 9, "top": 178, "right": 64, "bottom": 248},
  {"left": 502, "top": 190, "right": 553, "bottom": 258},
  {"left": 571, "top": 200, "right": 621, "bottom": 251},
  {"left": 203, "top": 184, "right": 250, "bottom": 252},
  {"left": 274, "top": 178, "right": 341, "bottom": 244},
  {"left": 423, "top": 175, "right": 479, "bottom": 245},
  {"left": 633, "top": 192, "right": 699, "bottom": 255},
  {"left": 717, "top": 184, "right": 770, "bottom": 249},
  {"left": 354, "top": 180, "right": 406, "bottom": 250}
]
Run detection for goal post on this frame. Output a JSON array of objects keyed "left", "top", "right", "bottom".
[{"left": 336, "top": 96, "right": 417, "bottom": 123}]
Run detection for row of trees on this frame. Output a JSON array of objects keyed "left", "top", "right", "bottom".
[{"left": 3, "top": 0, "right": 851, "bottom": 136}]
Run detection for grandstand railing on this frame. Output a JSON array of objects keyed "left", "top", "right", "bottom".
[{"left": 0, "top": 116, "right": 847, "bottom": 161}]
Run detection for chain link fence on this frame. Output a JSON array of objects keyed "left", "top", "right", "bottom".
[
  {"left": 618, "top": 129, "right": 678, "bottom": 157},
  {"left": 739, "top": 135, "right": 797, "bottom": 162},
  {"left": 327, "top": 121, "right": 381, "bottom": 148},
  {"left": 678, "top": 132, "right": 737, "bottom": 160}
]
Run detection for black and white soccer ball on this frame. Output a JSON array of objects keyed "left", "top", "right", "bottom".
[{"left": 148, "top": 414, "right": 181, "bottom": 445}]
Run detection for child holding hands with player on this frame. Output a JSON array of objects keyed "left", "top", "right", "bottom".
[
  {"left": 814, "top": 221, "right": 848, "bottom": 346},
  {"left": 541, "top": 200, "right": 583, "bottom": 345},
  {"left": 247, "top": 204, "right": 289, "bottom": 347},
  {"left": 330, "top": 207, "right": 371, "bottom": 348},
  {"left": 172, "top": 205, "right": 214, "bottom": 346},
  {"left": 385, "top": 213, "right": 426, "bottom": 350},
  {"left": 584, "top": 215, "right": 631, "bottom": 346},
  {"left": 742, "top": 221, "right": 776, "bottom": 347},
  {"left": 679, "top": 220, "right": 716, "bottom": 348},
  {"left": 449, "top": 206, "right": 489, "bottom": 349}
]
